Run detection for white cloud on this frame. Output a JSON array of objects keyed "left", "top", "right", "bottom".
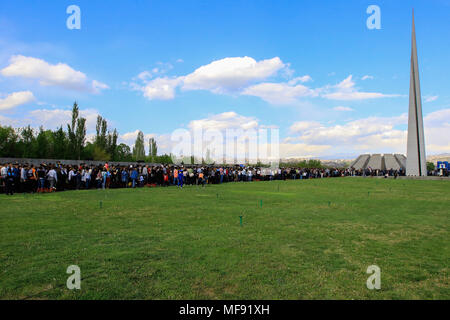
[
  {"left": 137, "top": 71, "right": 152, "bottom": 81},
  {"left": 288, "top": 75, "right": 312, "bottom": 84},
  {"left": 182, "top": 56, "right": 285, "bottom": 93},
  {"left": 134, "top": 58, "right": 400, "bottom": 106},
  {"left": 0, "top": 55, "right": 108, "bottom": 93},
  {"left": 242, "top": 82, "right": 317, "bottom": 105},
  {"left": 424, "top": 108, "right": 450, "bottom": 154},
  {"left": 322, "top": 75, "right": 400, "bottom": 100},
  {"left": 333, "top": 106, "right": 354, "bottom": 112},
  {"left": 0, "top": 107, "right": 102, "bottom": 133},
  {"left": 142, "top": 77, "right": 183, "bottom": 100},
  {"left": 0, "top": 91, "right": 35, "bottom": 110},
  {"left": 289, "top": 121, "right": 322, "bottom": 134},
  {"left": 279, "top": 143, "right": 331, "bottom": 158},
  {"left": 120, "top": 129, "right": 156, "bottom": 145},
  {"left": 286, "top": 108, "right": 450, "bottom": 156},
  {"left": 185, "top": 111, "right": 331, "bottom": 159},
  {"left": 188, "top": 111, "right": 259, "bottom": 131},
  {"left": 361, "top": 75, "right": 374, "bottom": 80},
  {"left": 119, "top": 130, "right": 173, "bottom": 154},
  {"left": 136, "top": 56, "right": 286, "bottom": 100},
  {"left": 27, "top": 108, "right": 101, "bottom": 131},
  {"left": 289, "top": 114, "right": 407, "bottom": 146},
  {"left": 92, "top": 80, "right": 109, "bottom": 93},
  {"left": 424, "top": 95, "right": 438, "bottom": 103}
]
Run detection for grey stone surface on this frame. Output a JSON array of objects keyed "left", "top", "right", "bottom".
[
  {"left": 350, "top": 154, "right": 406, "bottom": 171},
  {"left": 395, "top": 154, "right": 407, "bottom": 168},
  {"left": 384, "top": 154, "right": 402, "bottom": 170},
  {"left": 406, "top": 11, "right": 427, "bottom": 176},
  {"left": 350, "top": 154, "right": 370, "bottom": 170},
  {"left": 366, "top": 154, "right": 382, "bottom": 170}
]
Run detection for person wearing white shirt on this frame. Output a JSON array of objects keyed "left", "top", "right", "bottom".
[{"left": 46, "top": 168, "right": 58, "bottom": 190}]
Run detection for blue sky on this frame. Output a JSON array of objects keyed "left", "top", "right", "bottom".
[{"left": 0, "top": 0, "right": 449, "bottom": 159}]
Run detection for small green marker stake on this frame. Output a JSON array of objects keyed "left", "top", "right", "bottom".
[
  {"left": 216, "top": 193, "right": 219, "bottom": 199},
  {"left": 239, "top": 216, "right": 243, "bottom": 227},
  {"left": 260, "top": 199, "right": 263, "bottom": 208},
  {"left": 100, "top": 200, "right": 103, "bottom": 209},
  {"left": 368, "top": 191, "right": 370, "bottom": 197},
  {"left": 328, "top": 201, "right": 331, "bottom": 207}
]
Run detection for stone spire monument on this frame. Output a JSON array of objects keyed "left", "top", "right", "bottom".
[{"left": 406, "top": 10, "right": 427, "bottom": 176}]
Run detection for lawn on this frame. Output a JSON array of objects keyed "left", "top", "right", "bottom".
[{"left": 0, "top": 178, "right": 449, "bottom": 299}]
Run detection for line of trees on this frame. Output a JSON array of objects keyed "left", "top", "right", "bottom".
[
  {"left": 279, "top": 159, "right": 324, "bottom": 169},
  {"left": 0, "top": 102, "right": 173, "bottom": 163}
]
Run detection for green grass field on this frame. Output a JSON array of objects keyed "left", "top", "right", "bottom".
[{"left": 0, "top": 178, "right": 449, "bottom": 300}]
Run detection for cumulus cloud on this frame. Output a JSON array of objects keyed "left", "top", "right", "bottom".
[
  {"left": 120, "top": 130, "right": 158, "bottom": 143},
  {"left": 0, "top": 107, "right": 102, "bottom": 132},
  {"left": 136, "top": 56, "right": 286, "bottom": 100},
  {"left": 424, "top": 108, "right": 450, "bottom": 154},
  {"left": 322, "top": 75, "right": 400, "bottom": 100},
  {"left": 142, "top": 77, "right": 183, "bottom": 100},
  {"left": 0, "top": 55, "right": 108, "bottom": 93},
  {"left": 134, "top": 57, "right": 400, "bottom": 106},
  {"left": 243, "top": 75, "right": 400, "bottom": 104},
  {"left": 182, "top": 56, "right": 284, "bottom": 93},
  {"left": 0, "top": 91, "right": 35, "bottom": 110},
  {"left": 286, "top": 108, "right": 450, "bottom": 156},
  {"left": 29, "top": 108, "right": 101, "bottom": 131},
  {"left": 188, "top": 111, "right": 259, "bottom": 131},
  {"left": 289, "top": 114, "right": 407, "bottom": 146},
  {"left": 279, "top": 143, "right": 331, "bottom": 158},
  {"left": 242, "top": 82, "right": 318, "bottom": 105}
]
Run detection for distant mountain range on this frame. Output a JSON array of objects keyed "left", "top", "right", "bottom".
[{"left": 427, "top": 153, "right": 450, "bottom": 163}]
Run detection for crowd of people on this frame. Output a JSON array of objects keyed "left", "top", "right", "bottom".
[
  {"left": 1, "top": 161, "right": 445, "bottom": 195},
  {"left": 0, "top": 162, "right": 356, "bottom": 195}
]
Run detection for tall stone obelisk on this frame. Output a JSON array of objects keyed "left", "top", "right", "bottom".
[{"left": 406, "top": 10, "right": 427, "bottom": 176}]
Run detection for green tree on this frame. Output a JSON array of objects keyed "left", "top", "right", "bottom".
[
  {"left": 0, "top": 125, "right": 19, "bottom": 157},
  {"left": 52, "top": 126, "right": 68, "bottom": 159},
  {"left": 116, "top": 143, "right": 132, "bottom": 161},
  {"left": 107, "top": 129, "right": 118, "bottom": 160},
  {"left": 95, "top": 115, "right": 108, "bottom": 150},
  {"left": 148, "top": 137, "right": 158, "bottom": 161},
  {"left": 427, "top": 161, "right": 435, "bottom": 172},
  {"left": 20, "top": 125, "right": 35, "bottom": 158},
  {"left": 67, "top": 102, "right": 86, "bottom": 160},
  {"left": 132, "top": 131, "right": 145, "bottom": 161},
  {"left": 75, "top": 117, "right": 86, "bottom": 160},
  {"left": 35, "top": 126, "right": 52, "bottom": 158},
  {"left": 66, "top": 102, "right": 84, "bottom": 159},
  {"left": 67, "top": 102, "right": 78, "bottom": 157},
  {"left": 92, "top": 145, "right": 111, "bottom": 161}
]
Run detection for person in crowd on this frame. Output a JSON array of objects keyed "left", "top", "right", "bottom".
[
  {"left": 173, "top": 167, "right": 179, "bottom": 186},
  {"left": 27, "top": 165, "right": 37, "bottom": 193},
  {"left": 37, "top": 165, "right": 46, "bottom": 193},
  {"left": 178, "top": 167, "right": 184, "bottom": 188},
  {"left": 198, "top": 170, "right": 205, "bottom": 187},
  {"left": 121, "top": 167, "right": 129, "bottom": 188},
  {"left": 47, "top": 166, "right": 58, "bottom": 191},
  {"left": 130, "top": 166, "right": 138, "bottom": 188},
  {"left": 5, "top": 166, "right": 14, "bottom": 195},
  {"left": 1, "top": 160, "right": 418, "bottom": 195}
]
